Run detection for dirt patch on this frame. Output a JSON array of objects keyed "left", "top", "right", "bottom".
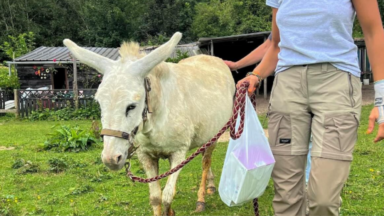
[{"left": 0, "top": 146, "right": 15, "bottom": 151}]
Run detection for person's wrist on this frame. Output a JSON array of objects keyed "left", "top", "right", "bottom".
[
  {"left": 246, "top": 72, "right": 261, "bottom": 83},
  {"left": 251, "top": 71, "right": 263, "bottom": 82},
  {"left": 374, "top": 80, "right": 384, "bottom": 106},
  {"left": 234, "top": 62, "right": 240, "bottom": 70}
]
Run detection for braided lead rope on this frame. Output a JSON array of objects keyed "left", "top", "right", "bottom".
[{"left": 126, "top": 81, "right": 260, "bottom": 216}]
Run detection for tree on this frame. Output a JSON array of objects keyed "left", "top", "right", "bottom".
[
  {"left": 192, "top": 0, "right": 271, "bottom": 38},
  {"left": 137, "top": 0, "right": 206, "bottom": 43},
  {"left": 0, "top": 32, "right": 35, "bottom": 59}
]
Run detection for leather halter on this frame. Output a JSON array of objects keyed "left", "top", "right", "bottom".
[{"left": 100, "top": 77, "right": 152, "bottom": 158}]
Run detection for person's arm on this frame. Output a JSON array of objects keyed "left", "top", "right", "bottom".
[
  {"left": 354, "top": 0, "right": 384, "bottom": 142},
  {"left": 224, "top": 38, "right": 272, "bottom": 71},
  {"left": 237, "top": 39, "right": 272, "bottom": 69},
  {"left": 236, "top": 8, "right": 279, "bottom": 94}
]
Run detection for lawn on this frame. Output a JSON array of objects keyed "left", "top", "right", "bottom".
[{"left": 0, "top": 105, "right": 383, "bottom": 216}]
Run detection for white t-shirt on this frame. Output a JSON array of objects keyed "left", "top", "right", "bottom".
[{"left": 267, "top": 0, "right": 360, "bottom": 77}]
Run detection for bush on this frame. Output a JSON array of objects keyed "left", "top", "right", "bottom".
[
  {"left": 11, "top": 159, "right": 40, "bottom": 174},
  {"left": 28, "top": 105, "right": 101, "bottom": 121},
  {"left": 43, "top": 125, "right": 99, "bottom": 152},
  {"left": 48, "top": 157, "right": 68, "bottom": 173},
  {"left": 0, "top": 66, "right": 19, "bottom": 91}
]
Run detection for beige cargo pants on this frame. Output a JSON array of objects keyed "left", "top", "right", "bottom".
[{"left": 268, "top": 63, "right": 361, "bottom": 216}]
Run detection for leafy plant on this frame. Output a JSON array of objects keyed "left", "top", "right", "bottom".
[
  {"left": 28, "top": 105, "right": 101, "bottom": 121},
  {"left": 0, "top": 32, "right": 35, "bottom": 59},
  {"left": 48, "top": 157, "right": 68, "bottom": 173},
  {"left": 11, "top": 159, "right": 25, "bottom": 169},
  {"left": 13, "top": 160, "right": 40, "bottom": 174},
  {"left": 43, "top": 125, "right": 99, "bottom": 152},
  {"left": 0, "top": 66, "right": 20, "bottom": 90},
  {"left": 166, "top": 50, "right": 190, "bottom": 63},
  {"left": 69, "top": 185, "right": 93, "bottom": 195}
]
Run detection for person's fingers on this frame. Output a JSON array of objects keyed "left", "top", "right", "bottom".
[
  {"left": 247, "top": 78, "right": 257, "bottom": 94},
  {"left": 367, "top": 107, "right": 378, "bottom": 134},
  {"left": 374, "top": 123, "right": 384, "bottom": 143},
  {"left": 236, "top": 78, "right": 245, "bottom": 89}
]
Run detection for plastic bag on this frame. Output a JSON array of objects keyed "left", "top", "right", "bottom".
[{"left": 219, "top": 96, "right": 275, "bottom": 207}]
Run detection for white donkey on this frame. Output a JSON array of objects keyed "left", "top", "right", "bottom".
[{"left": 64, "top": 32, "right": 235, "bottom": 216}]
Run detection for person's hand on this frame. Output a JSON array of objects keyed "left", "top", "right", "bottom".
[
  {"left": 236, "top": 75, "right": 260, "bottom": 95},
  {"left": 223, "top": 60, "right": 238, "bottom": 71},
  {"left": 367, "top": 107, "right": 384, "bottom": 142}
]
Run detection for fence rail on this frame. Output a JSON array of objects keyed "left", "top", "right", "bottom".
[{"left": 16, "top": 89, "right": 98, "bottom": 118}]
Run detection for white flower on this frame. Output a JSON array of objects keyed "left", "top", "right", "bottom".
[{"left": 46, "top": 69, "right": 50, "bottom": 73}]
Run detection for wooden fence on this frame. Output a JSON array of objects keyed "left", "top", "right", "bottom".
[
  {"left": 0, "top": 90, "right": 13, "bottom": 110},
  {"left": 16, "top": 89, "right": 98, "bottom": 117}
]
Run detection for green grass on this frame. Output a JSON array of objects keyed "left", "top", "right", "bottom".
[{"left": 0, "top": 105, "right": 383, "bottom": 216}]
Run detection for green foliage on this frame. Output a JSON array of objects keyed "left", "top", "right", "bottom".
[
  {"left": 0, "top": 32, "right": 35, "bottom": 59},
  {"left": 0, "top": 109, "right": 383, "bottom": 215},
  {"left": 11, "top": 159, "right": 40, "bottom": 174},
  {"left": 29, "top": 105, "right": 101, "bottom": 121},
  {"left": 138, "top": 0, "right": 204, "bottom": 42},
  {"left": 166, "top": 50, "right": 190, "bottom": 63},
  {"left": 69, "top": 185, "right": 93, "bottom": 195},
  {"left": 43, "top": 125, "right": 99, "bottom": 152},
  {"left": 48, "top": 157, "right": 69, "bottom": 173},
  {"left": 11, "top": 159, "right": 25, "bottom": 169},
  {"left": 192, "top": 0, "right": 271, "bottom": 38},
  {"left": 0, "top": 66, "right": 20, "bottom": 90}
]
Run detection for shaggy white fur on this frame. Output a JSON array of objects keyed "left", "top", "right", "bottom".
[{"left": 64, "top": 33, "right": 235, "bottom": 216}]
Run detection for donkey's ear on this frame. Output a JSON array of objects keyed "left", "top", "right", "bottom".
[
  {"left": 129, "top": 32, "right": 182, "bottom": 77},
  {"left": 63, "top": 39, "right": 115, "bottom": 74}
]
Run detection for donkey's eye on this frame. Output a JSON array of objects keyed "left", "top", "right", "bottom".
[{"left": 126, "top": 104, "right": 136, "bottom": 116}]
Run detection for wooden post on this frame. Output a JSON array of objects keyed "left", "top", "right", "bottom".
[
  {"left": 210, "top": 40, "right": 214, "bottom": 56},
  {"left": 264, "top": 77, "right": 268, "bottom": 99},
  {"left": 14, "top": 89, "right": 19, "bottom": 118},
  {"left": 73, "top": 58, "right": 79, "bottom": 109}
]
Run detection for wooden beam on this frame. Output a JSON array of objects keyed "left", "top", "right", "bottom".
[
  {"left": 73, "top": 58, "right": 79, "bottom": 109},
  {"left": 0, "top": 109, "right": 16, "bottom": 113},
  {"left": 14, "top": 89, "right": 19, "bottom": 118}
]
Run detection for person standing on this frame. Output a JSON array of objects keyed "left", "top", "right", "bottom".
[{"left": 236, "top": 1, "right": 384, "bottom": 215}]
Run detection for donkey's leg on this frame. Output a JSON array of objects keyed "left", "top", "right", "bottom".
[
  {"left": 140, "top": 153, "right": 162, "bottom": 216},
  {"left": 206, "top": 167, "right": 216, "bottom": 195},
  {"left": 195, "top": 144, "right": 216, "bottom": 212},
  {"left": 162, "top": 151, "right": 186, "bottom": 216}
]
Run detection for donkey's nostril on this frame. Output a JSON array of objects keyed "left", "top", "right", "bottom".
[{"left": 116, "top": 155, "right": 122, "bottom": 163}]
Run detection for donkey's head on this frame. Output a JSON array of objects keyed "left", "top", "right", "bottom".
[{"left": 64, "top": 33, "right": 182, "bottom": 170}]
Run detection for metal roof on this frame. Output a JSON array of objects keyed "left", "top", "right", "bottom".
[{"left": 14, "top": 43, "right": 201, "bottom": 63}]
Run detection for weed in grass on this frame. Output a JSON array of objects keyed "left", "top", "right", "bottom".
[
  {"left": 69, "top": 185, "right": 93, "bottom": 195},
  {"left": 11, "top": 158, "right": 25, "bottom": 169},
  {"left": 16, "top": 160, "right": 40, "bottom": 174},
  {"left": 48, "top": 157, "right": 68, "bottom": 173},
  {"left": 93, "top": 156, "right": 102, "bottom": 165},
  {"left": 0, "top": 195, "right": 17, "bottom": 216},
  {"left": 98, "top": 194, "right": 108, "bottom": 203},
  {"left": 90, "top": 173, "right": 113, "bottom": 183}
]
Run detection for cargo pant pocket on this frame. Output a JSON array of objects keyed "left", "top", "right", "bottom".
[
  {"left": 268, "top": 113, "right": 292, "bottom": 154},
  {"left": 322, "top": 113, "right": 359, "bottom": 160}
]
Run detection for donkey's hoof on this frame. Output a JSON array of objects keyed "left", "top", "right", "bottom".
[
  {"left": 162, "top": 209, "right": 175, "bottom": 216},
  {"left": 207, "top": 186, "right": 216, "bottom": 195},
  {"left": 195, "top": 202, "right": 205, "bottom": 212}
]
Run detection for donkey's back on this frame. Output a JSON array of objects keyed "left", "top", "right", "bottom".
[{"left": 163, "top": 54, "right": 236, "bottom": 149}]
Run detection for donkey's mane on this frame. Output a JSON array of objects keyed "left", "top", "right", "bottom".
[{"left": 119, "top": 42, "right": 145, "bottom": 62}]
